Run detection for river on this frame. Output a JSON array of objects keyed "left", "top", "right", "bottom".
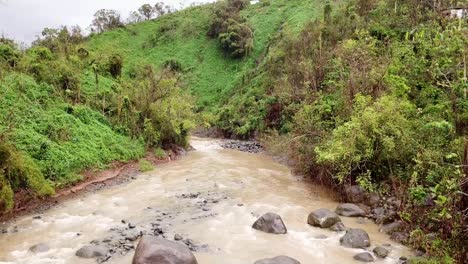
[{"left": 0, "top": 137, "right": 411, "bottom": 264}]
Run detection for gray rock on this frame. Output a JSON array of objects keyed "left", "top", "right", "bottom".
[
  {"left": 340, "top": 228, "right": 371, "bottom": 248},
  {"left": 353, "top": 252, "right": 374, "bottom": 262},
  {"left": 124, "top": 230, "right": 141, "bottom": 242},
  {"left": 329, "top": 222, "right": 346, "bottom": 232},
  {"left": 75, "top": 245, "right": 109, "bottom": 259},
  {"left": 336, "top": 203, "right": 366, "bottom": 217},
  {"left": 254, "top": 256, "right": 301, "bottom": 264},
  {"left": 307, "top": 209, "right": 341, "bottom": 228},
  {"left": 379, "top": 221, "right": 403, "bottom": 234},
  {"left": 390, "top": 232, "right": 409, "bottom": 243},
  {"left": 399, "top": 256, "right": 408, "bottom": 264},
  {"left": 314, "top": 234, "right": 327, "bottom": 239},
  {"left": 174, "top": 234, "right": 183, "bottom": 241},
  {"left": 345, "top": 185, "right": 367, "bottom": 203},
  {"left": 373, "top": 246, "right": 389, "bottom": 258},
  {"left": 252, "top": 213, "right": 287, "bottom": 234},
  {"left": 375, "top": 209, "right": 397, "bottom": 225},
  {"left": 372, "top": 207, "right": 385, "bottom": 216},
  {"left": 368, "top": 193, "right": 380, "bottom": 206},
  {"left": 132, "top": 236, "right": 198, "bottom": 264},
  {"left": 29, "top": 243, "right": 49, "bottom": 253},
  {"left": 358, "top": 204, "right": 371, "bottom": 214}
]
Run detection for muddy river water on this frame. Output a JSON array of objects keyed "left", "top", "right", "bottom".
[{"left": 0, "top": 138, "right": 411, "bottom": 264}]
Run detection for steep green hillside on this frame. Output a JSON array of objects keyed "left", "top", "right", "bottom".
[{"left": 85, "top": 0, "right": 324, "bottom": 108}]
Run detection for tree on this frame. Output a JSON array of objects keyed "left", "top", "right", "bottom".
[
  {"left": 138, "top": 4, "right": 155, "bottom": 20},
  {"left": 127, "top": 11, "right": 144, "bottom": 24},
  {"left": 91, "top": 9, "right": 124, "bottom": 33},
  {"left": 154, "top": 2, "right": 172, "bottom": 17}
]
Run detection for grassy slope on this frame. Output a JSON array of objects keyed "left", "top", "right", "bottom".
[
  {"left": 0, "top": 73, "right": 144, "bottom": 187},
  {"left": 85, "top": 0, "right": 323, "bottom": 109}
]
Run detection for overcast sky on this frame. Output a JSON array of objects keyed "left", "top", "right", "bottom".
[{"left": 0, "top": 0, "right": 213, "bottom": 44}]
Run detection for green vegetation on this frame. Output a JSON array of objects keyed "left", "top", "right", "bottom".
[
  {"left": 139, "top": 159, "right": 154, "bottom": 172},
  {"left": 85, "top": 0, "right": 322, "bottom": 108},
  {"left": 208, "top": 0, "right": 253, "bottom": 58},
  {"left": 0, "top": 0, "right": 466, "bottom": 261},
  {"left": 214, "top": 0, "right": 467, "bottom": 261},
  {"left": 154, "top": 148, "right": 167, "bottom": 159}
]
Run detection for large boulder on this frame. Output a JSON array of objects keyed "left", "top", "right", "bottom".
[
  {"left": 132, "top": 236, "right": 198, "bottom": 264},
  {"left": 335, "top": 203, "right": 366, "bottom": 217},
  {"left": 344, "top": 185, "right": 367, "bottom": 203},
  {"left": 340, "top": 228, "right": 371, "bottom": 248},
  {"left": 252, "top": 213, "right": 287, "bottom": 234},
  {"left": 75, "top": 245, "right": 109, "bottom": 259},
  {"left": 353, "top": 252, "right": 374, "bottom": 262},
  {"left": 307, "top": 209, "right": 341, "bottom": 228},
  {"left": 254, "top": 256, "right": 301, "bottom": 264}
]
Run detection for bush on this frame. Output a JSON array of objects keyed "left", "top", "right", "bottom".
[
  {"left": 154, "top": 148, "right": 166, "bottom": 159},
  {"left": 109, "top": 54, "right": 123, "bottom": 78},
  {"left": 0, "top": 142, "right": 54, "bottom": 212},
  {"left": 139, "top": 159, "right": 153, "bottom": 172},
  {"left": 0, "top": 44, "right": 20, "bottom": 68},
  {"left": 315, "top": 94, "right": 417, "bottom": 184},
  {"left": 208, "top": 0, "right": 253, "bottom": 58},
  {"left": 218, "top": 19, "right": 253, "bottom": 58}
]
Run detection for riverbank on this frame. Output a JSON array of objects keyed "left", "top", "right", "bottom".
[{"left": 0, "top": 147, "right": 186, "bottom": 223}]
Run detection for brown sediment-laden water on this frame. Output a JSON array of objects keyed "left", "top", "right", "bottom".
[{"left": 0, "top": 137, "right": 411, "bottom": 264}]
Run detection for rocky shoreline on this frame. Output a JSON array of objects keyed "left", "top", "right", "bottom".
[
  {"left": 220, "top": 139, "right": 264, "bottom": 153},
  {"left": 72, "top": 189, "right": 226, "bottom": 263}
]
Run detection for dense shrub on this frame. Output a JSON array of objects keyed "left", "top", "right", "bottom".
[
  {"left": 208, "top": 0, "right": 253, "bottom": 58},
  {"left": 0, "top": 142, "right": 54, "bottom": 212},
  {"left": 0, "top": 44, "right": 20, "bottom": 68},
  {"left": 124, "top": 65, "right": 195, "bottom": 147},
  {"left": 219, "top": 19, "right": 254, "bottom": 58}
]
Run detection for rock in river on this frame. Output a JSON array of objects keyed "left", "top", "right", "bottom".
[
  {"left": 340, "top": 228, "right": 371, "bottom": 248},
  {"left": 353, "top": 252, "right": 374, "bottom": 262},
  {"left": 252, "top": 212, "right": 287, "bottom": 234},
  {"left": 335, "top": 203, "right": 366, "bottom": 217},
  {"left": 307, "top": 208, "right": 341, "bottom": 228},
  {"left": 132, "top": 236, "right": 198, "bottom": 264},
  {"left": 379, "top": 221, "right": 403, "bottom": 234},
  {"left": 254, "top": 256, "right": 301, "bottom": 264},
  {"left": 75, "top": 245, "right": 109, "bottom": 259},
  {"left": 29, "top": 243, "right": 49, "bottom": 253},
  {"left": 345, "top": 185, "right": 367, "bottom": 203},
  {"left": 373, "top": 246, "right": 390, "bottom": 258}
]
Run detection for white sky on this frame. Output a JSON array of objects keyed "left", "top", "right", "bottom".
[{"left": 0, "top": 0, "right": 213, "bottom": 44}]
